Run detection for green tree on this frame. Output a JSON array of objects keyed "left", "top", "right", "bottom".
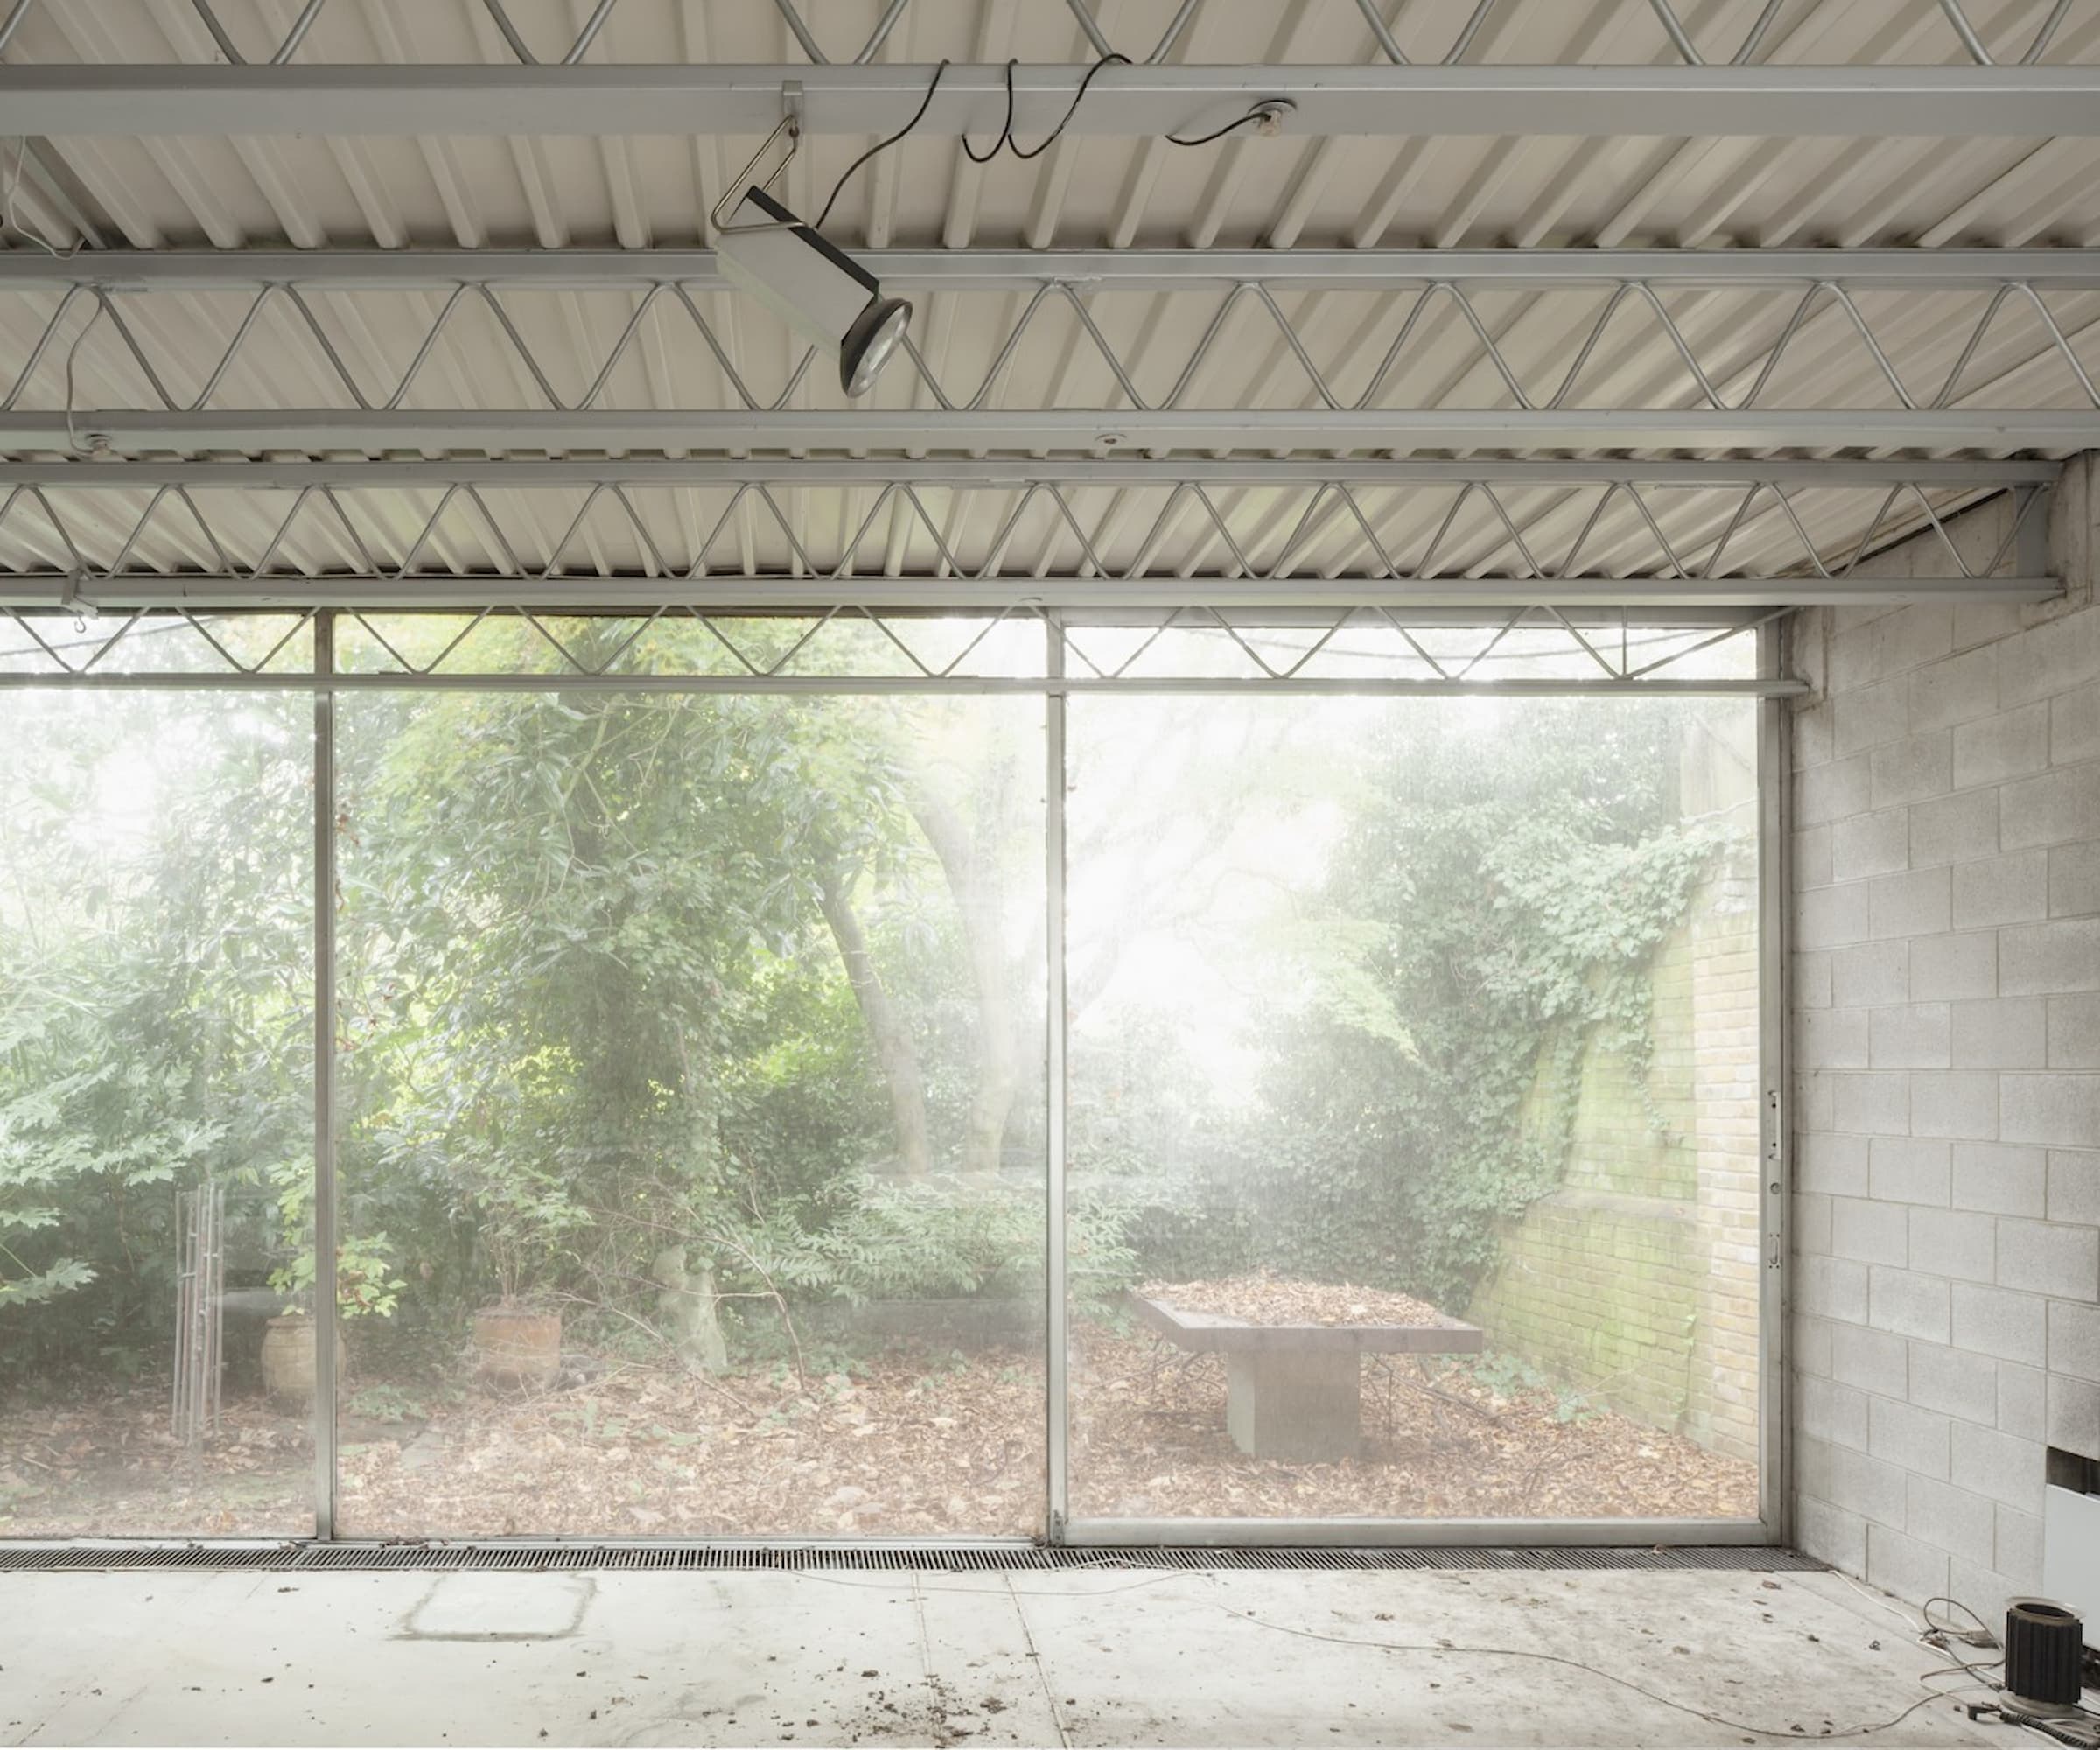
[
  {"left": 0, "top": 690, "right": 312, "bottom": 1363},
  {"left": 1226, "top": 697, "right": 1734, "bottom": 1306}
]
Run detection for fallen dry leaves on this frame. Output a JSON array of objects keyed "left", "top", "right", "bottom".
[
  {"left": 0, "top": 1306, "right": 1755, "bottom": 1537},
  {"left": 1139, "top": 1268, "right": 1453, "bottom": 1329}
]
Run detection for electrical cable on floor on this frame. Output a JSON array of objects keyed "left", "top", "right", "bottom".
[
  {"left": 1906, "top": 1594, "right": 2006, "bottom": 1688},
  {"left": 1925, "top": 1594, "right": 2001, "bottom": 1647},
  {"left": 1826, "top": 1568, "right": 1934, "bottom": 1633},
  {"left": 1205, "top": 1600, "right": 1972, "bottom": 1740},
  {"left": 815, "top": 54, "right": 1285, "bottom": 231},
  {"left": 1905, "top": 1590, "right": 2100, "bottom": 1748}
]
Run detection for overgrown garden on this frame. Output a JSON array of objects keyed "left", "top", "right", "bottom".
[{"left": 0, "top": 620, "right": 1755, "bottom": 1533}]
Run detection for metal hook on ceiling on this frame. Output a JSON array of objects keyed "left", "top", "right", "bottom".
[{"left": 709, "top": 84, "right": 803, "bottom": 236}]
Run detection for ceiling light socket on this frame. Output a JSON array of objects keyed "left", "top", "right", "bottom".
[{"left": 1250, "top": 98, "right": 1295, "bottom": 137}]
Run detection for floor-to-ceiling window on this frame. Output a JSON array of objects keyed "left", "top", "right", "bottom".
[
  {"left": 0, "top": 619, "right": 316, "bottom": 1536},
  {"left": 0, "top": 609, "right": 1770, "bottom": 1542},
  {"left": 328, "top": 616, "right": 1048, "bottom": 1537},
  {"left": 1063, "top": 685, "right": 1762, "bottom": 1530}
]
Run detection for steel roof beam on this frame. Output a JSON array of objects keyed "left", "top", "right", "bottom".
[
  {"left": 4, "top": 248, "right": 2097, "bottom": 291},
  {"left": 0, "top": 576, "right": 2056, "bottom": 612},
  {"left": 3, "top": 410, "right": 2093, "bottom": 452},
  {"left": 0, "top": 460, "right": 2055, "bottom": 489},
  {"left": 4, "top": 64, "right": 2100, "bottom": 138}
]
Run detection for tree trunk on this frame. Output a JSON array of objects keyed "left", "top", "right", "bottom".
[
  {"left": 652, "top": 1246, "right": 728, "bottom": 1372},
  {"left": 910, "top": 789, "right": 1021, "bottom": 1178},
  {"left": 817, "top": 866, "right": 934, "bottom": 1177}
]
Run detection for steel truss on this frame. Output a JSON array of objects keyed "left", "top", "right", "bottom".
[
  {"left": 0, "top": 468, "right": 2056, "bottom": 612},
  {"left": 0, "top": 602, "right": 1796, "bottom": 696},
  {"left": 1, "top": 259, "right": 2096, "bottom": 454},
  {"left": 0, "top": 0, "right": 2082, "bottom": 74}
]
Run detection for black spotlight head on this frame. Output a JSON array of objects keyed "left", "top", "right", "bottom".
[{"left": 840, "top": 296, "right": 914, "bottom": 398}]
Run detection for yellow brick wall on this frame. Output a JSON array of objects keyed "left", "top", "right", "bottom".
[{"left": 1468, "top": 856, "right": 1762, "bottom": 1465}]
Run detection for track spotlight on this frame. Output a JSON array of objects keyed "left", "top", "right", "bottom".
[
  {"left": 715, "top": 186, "right": 913, "bottom": 400},
  {"left": 710, "top": 65, "right": 1282, "bottom": 399}
]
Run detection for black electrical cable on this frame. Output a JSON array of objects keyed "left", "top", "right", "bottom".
[
  {"left": 812, "top": 59, "right": 952, "bottom": 231},
  {"left": 814, "top": 52, "right": 1271, "bottom": 229},
  {"left": 957, "top": 56, "right": 1010, "bottom": 165},
  {"left": 1005, "top": 52, "right": 1132, "bottom": 160},
  {"left": 1165, "top": 109, "right": 1278, "bottom": 147}
]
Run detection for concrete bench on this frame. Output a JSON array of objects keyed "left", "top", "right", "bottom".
[{"left": 1126, "top": 1289, "right": 1485, "bottom": 1462}]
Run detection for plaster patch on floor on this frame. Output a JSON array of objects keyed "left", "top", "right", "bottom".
[{"left": 401, "top": 1571, "right": 596, "bottom": 1640}]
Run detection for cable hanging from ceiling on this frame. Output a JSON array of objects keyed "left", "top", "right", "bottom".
[{"left": 815, "top": 53, "right": 1292, "bottom": 230}]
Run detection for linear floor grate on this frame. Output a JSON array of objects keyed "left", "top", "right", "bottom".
[{"left": 0, "top": 1543, "right": 1823, "bottom": 1574}]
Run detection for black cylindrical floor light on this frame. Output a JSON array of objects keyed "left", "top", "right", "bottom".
[{"left": 2005, "top": 1599, "right": 2084, "bottom": 1717}]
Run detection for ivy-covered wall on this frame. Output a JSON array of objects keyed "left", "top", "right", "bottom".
[{"left": 1468, "top": 724, "right": 1763, "bottom": 1465}]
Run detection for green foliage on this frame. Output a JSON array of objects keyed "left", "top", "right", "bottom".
[
  {"left": 267, "top": 1236, "right": 410, "bottom": 1320},
  {"left": 1122, "top": 697, "right": 1742, "bottom": 1310},
  {"left": 0, "top": 694, "right": 313, "bottom": 1369},
  {"left": 346, "top": 1382, "right": 430, "bottom": 1424},
  {"left": 1464, "top": 1352, "right": 1599, "bottom": 1425},
  {"left": 1340, "top": 705, "right": 1737, "bottom": 1304},
  {"left": 0, "top": 650, "right": 1743, "bottom": 1406},
  {"left": 262, "top": 1157, "right": 408, "bottom": 1318},
  {"left": 727, "top": 1173, "right": 1137, "bottom": 1309},
  {"left": 334, "top": 674, "right": 910, "bottom": 1315}
]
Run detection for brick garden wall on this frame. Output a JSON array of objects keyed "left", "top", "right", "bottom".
[
  {"left": 1468, "top": 714, "right": 1763, "bottom": 1465},
  {"left": 1789, "top": 455, "right": 2100, "bottom": 1610}
]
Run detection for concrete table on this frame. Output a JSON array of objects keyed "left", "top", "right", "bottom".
[{"left": 1126, "top": 1289, "right": 1485, "bottom": 1462}]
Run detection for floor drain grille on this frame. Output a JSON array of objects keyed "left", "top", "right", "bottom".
[{"left": 0, "top": 1542, "right": 1822, "bottom": 1575}]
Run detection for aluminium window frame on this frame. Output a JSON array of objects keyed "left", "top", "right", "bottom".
[{"left": 0, "top": 606, "right": 1787, "bottom": 1550}]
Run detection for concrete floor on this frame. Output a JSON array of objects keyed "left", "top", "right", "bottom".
[{"left": 0, "top": 1564, "right": 2009, "bottom": 1747}]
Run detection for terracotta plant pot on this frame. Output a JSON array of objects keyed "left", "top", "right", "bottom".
[
  {"left": 473, "top": 1306, "right": 563, "bottom": 1386},
  {"left": 259, "top": 1313, "right": 346, "bottom": 1404}
]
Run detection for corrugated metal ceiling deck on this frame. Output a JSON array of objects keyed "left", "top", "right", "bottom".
[
  {"left": 10, "top": 3, "right": 2100, "bottom": 257},
  {"left": 1, "top": 0, "right": 2096, "bottom": 600}
]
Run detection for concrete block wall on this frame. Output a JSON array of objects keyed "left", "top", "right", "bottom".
[{"left": 1790, "top": 454, "right": 2100, "bottom": 1610}]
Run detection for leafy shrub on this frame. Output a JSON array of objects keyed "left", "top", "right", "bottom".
[
  {"left": 1110, "top": 699, "right": 1743, "bottom": 1312},
  {"left": 727, "top": 1173, "right": 1138, "bottom": 1309}
]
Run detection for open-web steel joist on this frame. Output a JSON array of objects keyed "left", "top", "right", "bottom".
[
  {"left": 2, "top": 253, "right": 2096, "bottom": 456},
  {"left": 0, "top": 463, "right": 2055, "bottom": 612},
  {"left": 0, "top": 600, "right": 1796, "bottom": 696}
]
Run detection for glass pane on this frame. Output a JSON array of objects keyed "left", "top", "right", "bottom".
[
  {"left": 1066, "top": 692, "right": 1760, "bottom": 1523},
  {"left": 336, "top": 612, "right": 1048, "bottom": 681},
  {"left": 0, "top": 692, "right": 314, "bottom": 1536},
  {"left": 333, "top": 689, "right": 1046, "bottom": 1537},
  {"left": 1060, "top": 618, "right": 1757, "bottom": 684}
]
